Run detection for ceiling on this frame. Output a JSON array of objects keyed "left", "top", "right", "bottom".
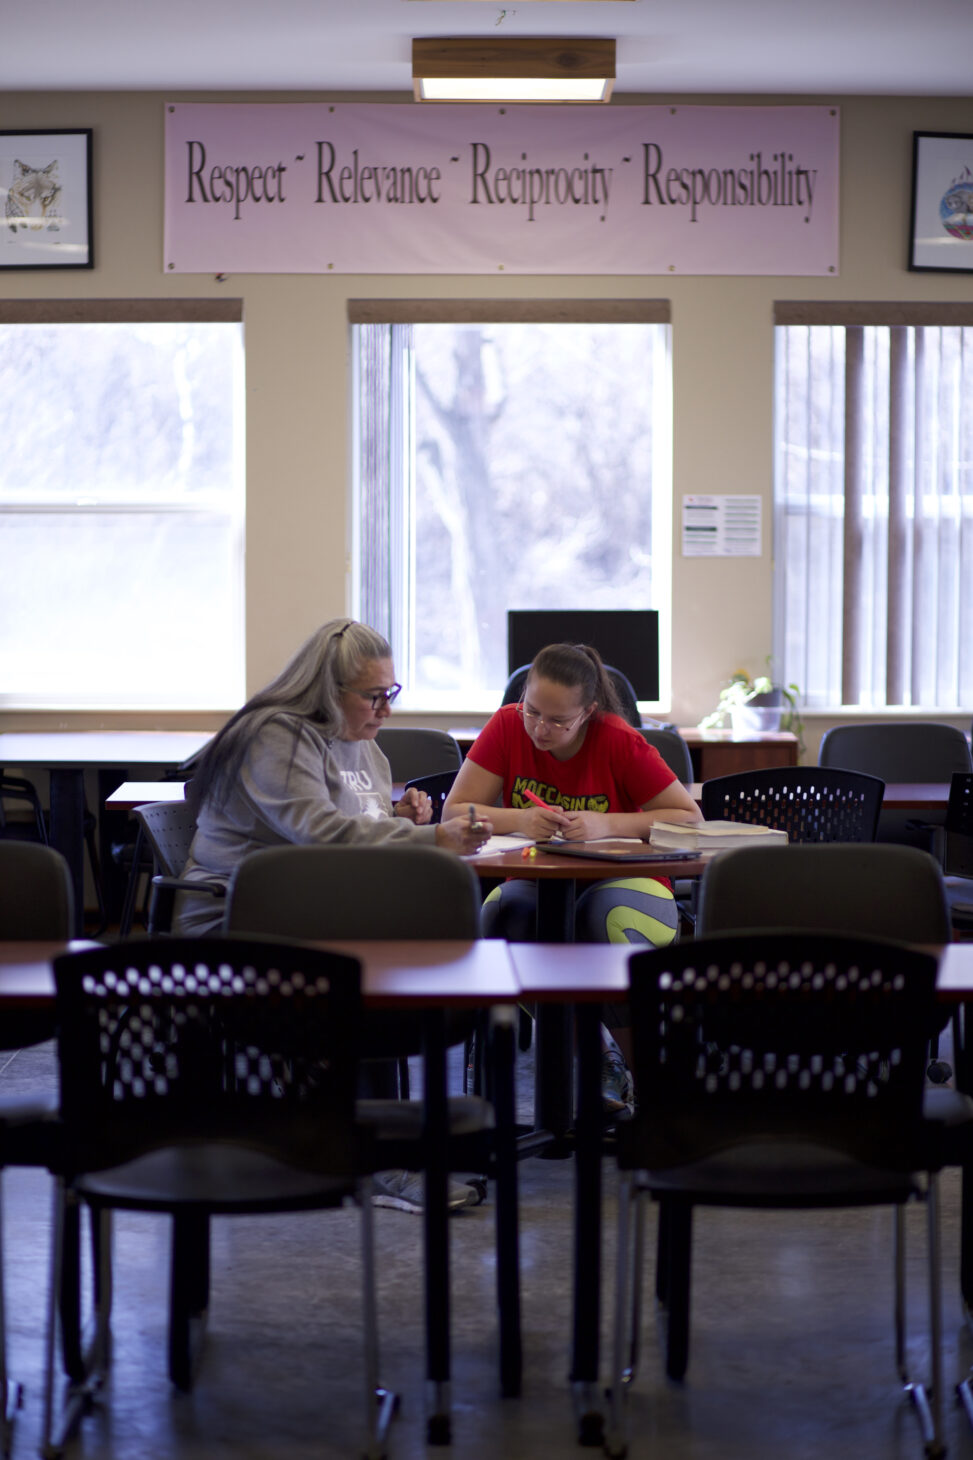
[{"left": 3, "top": 0, "right": 972, "bottom": 97}]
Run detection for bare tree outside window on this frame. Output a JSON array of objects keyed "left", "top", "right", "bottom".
[{"left": 356, "top": 320, "right": 670, "bottom": 709}]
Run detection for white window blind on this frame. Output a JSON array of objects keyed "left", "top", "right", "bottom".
[{"left": 774, "top": 303, "right": 973, "bottom": 710}]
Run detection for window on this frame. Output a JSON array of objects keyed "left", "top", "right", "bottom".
[
  {"left": 774, "top": 303, "right": 973, "bottom": 711},
  {"left": 352, "top": 302, "right": 672, "bottom": 712},
  {"left": 0, "top": 300, "right": 245, "bottom": 710}
]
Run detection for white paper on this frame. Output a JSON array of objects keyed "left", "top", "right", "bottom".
[{"left": 682, "top": 495, "right": 762, "bottom": 556}]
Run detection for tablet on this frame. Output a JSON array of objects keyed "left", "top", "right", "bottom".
[{"left": 534, "top": 841, "right": 701, "bottom": 863}]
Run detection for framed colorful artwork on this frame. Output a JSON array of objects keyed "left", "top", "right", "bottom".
[{"left": 909, "top": 130, "right": 973, "bottom": 273}]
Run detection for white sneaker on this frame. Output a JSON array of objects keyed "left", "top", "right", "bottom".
[{"left": 371, "top": 1169, "right": 479, "bottom": 1214}]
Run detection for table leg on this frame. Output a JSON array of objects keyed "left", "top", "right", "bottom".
[
  {"left": 47, "top": 769, "right": 85, "bottom": 938},
  {"left": 490, "top": 1006, "right": 522, "bottom": 1398},
  {"left": 423, "top": 1009, "right": 452, "bottom": 1445},
  {"left": 533, "top": 879, "right": 577, "bottom": 1152},
  {"left": 571, "top": 1002, "right": 605, "bottom": 1447}
]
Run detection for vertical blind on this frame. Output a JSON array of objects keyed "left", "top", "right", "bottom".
[{"left": 775, "top": 303, "right": 973, "bottom": 710}]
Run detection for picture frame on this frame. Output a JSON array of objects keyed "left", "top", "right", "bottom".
[
  {"left": 0, "top": 128, "right": 93, "bottom": 270},
  {"left": 909, "top": 130, "right": 973, "bottom": 273}
]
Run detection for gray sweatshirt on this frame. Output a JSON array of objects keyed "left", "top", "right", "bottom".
[{"left": 173, "top": 713, "right": 436, "bottom": 935}]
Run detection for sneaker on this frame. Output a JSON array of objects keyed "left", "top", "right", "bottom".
[
  {"left": 601, "top": 1047, "right": 635, "bottom": 1121},
  {"left": 371, "top": 1169, "right": 479, "bottom": 1214}
]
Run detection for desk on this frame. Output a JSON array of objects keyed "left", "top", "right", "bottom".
[
  {"left": 105, "top": 781, "right": 187, "bottom": 811},
  {"left": 0, "top": 936, "right": 522, "bottom": 1444},
  {"left": 0, "top": 733, "right": 212, "bottom": 934}
]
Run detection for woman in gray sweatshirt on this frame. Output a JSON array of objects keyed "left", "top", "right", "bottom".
[{"left": 174, "top": 618, "right": 490, "bottom": 935}]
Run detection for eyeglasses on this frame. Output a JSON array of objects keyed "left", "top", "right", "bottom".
[
  {"left": 519, "top": 700, "right": 585, "bottom": 733},
  {"left": 341, "top": 682, "right": 402, "bottom": 711}
]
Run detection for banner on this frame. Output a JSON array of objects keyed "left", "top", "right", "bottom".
[{"left": 164, "top": 102, "right": 839, "bottom": 276}]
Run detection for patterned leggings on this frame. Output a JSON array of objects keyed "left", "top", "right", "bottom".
[{"left": 482, "top": 876, "right": 678, "bottom": 1028}]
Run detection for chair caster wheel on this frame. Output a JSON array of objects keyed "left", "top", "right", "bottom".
[
  {"left": 578, "top": 1411, "right": 604, "bottom": 1447},
  {"left": 427, "top": 1413, "right": 451, "bottom": 1445}
]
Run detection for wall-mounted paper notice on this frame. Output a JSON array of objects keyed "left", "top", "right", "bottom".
[{"left": 682, "top": 495, "right": 762, "bottom": 556}]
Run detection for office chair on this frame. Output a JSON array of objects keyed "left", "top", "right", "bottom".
[
  {"left": 928, "top": 771, "right": 973, "bottom": 936},
  {"left": 819, "top": 721, "right": 972, "bottom": 847},
  {"left": 700, "top": 765, "right": 885, "bottom": 843},
  {"left": 374, "top": 727, "right": 462, "bottom": 781},
  {"left": 636, "top": 727, "right": 693, "bottom": 784},
  {"left": 500, "top": 664, "right": 642, "bottom": 730},
  {"left": 403, "top": 770, "right": 459, "bottom": 824},
  {"left": 120, "top": 798, "right": 225, "bottom": 936},
  {"left": 42, "top": 937, "right": 397, "bottom": 1460},
  {"left": 223, "top": 844, "right": 520, "bottom": 1417},
  {"left": 606, "top": 932, "right": 947, "bottom": 1460},
  {"left": 0, "top": 774, "right": 106, "bottom": 934}
]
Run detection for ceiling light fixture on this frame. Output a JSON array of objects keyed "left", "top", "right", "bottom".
[{"left": 412, "top": 37, "right": 616, "bottom": 103}]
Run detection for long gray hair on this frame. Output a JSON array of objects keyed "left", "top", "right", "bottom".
[{"left": 187, "top": 619, "right": 392, "bottom": 813}]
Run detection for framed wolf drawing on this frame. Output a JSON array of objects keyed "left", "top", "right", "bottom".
[{"left": 0, "top": 129, "right": 93, "bottom": 270}]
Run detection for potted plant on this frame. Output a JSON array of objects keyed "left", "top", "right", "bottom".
[{"left": 699, "top": 666, "right": 804, "bottom": 752}]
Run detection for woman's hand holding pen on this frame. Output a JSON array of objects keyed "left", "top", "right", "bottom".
[
  {"left": 521, "top": 804, "right": 571, "bottom": 841},
  {"left": 436, "top": 804, "right": 493, "bottom": 855},
  {"left": 519, "top": 786, "right": 570, "bottom": 841},
  {"left": 558, "top": 809, "right": 610, "bottom": 841},
  {"left": 393, "top": 787, "right": 433, "bottom": 825}
]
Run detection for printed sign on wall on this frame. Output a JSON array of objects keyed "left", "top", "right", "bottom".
[{"left": 164, "top": 102, "right": 839, "bottom": 276}]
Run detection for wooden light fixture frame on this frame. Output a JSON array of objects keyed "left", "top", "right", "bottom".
[{"left": 412, "top": 37, "right": 616, "bottom": 102}]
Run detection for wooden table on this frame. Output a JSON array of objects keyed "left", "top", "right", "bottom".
[{"left": 0, "top": 733, "right": 212, "bottom": 934}]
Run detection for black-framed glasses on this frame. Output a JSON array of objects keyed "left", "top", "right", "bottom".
[{"left": 341, "top": 682, "right": 402, "bottom": 711}]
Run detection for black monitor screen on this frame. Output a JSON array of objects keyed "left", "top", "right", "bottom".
[{"left": 506, "top": 609, "right": 660, "bottom": 701}]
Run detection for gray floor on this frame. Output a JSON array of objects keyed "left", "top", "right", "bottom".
[{"left": 2, "top": 1038, "right": 973, "bottom": 1460}]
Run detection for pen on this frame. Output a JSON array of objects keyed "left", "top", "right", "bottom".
[{"left": 468, "top": 803, "right": 486, "bottom": 835}]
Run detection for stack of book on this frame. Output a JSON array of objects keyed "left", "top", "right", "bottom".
[{"left": 649, "top": 820, "right": 788, "bottom": 851}]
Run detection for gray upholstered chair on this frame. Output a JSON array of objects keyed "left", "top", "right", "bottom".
[{"left": 818, "top": 721, "right": 972, "bottom": 847}]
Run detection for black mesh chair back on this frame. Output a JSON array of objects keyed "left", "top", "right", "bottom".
[
  {"left": 500, "top": 663, "right": 642, "bottom": 729},
  {"left": 403, "top": 770, "right": 459, "bottom": 824},
  {"left": 623, "top": 931, "right": 938, "bottom": 1171},
  {"left": 0, "top": 842, "right": 73, "bottom": 941},
  {"left": 696, "top": 841, "right": 950, "bottom": 942},
  {"left": 134, "top": 799, "right": 198, "bottom": 878},
  {"left": 53, "top": 937, "right": 364, "bottom": 1176},
  {"left": 374, "top": 727, "right": 462, "bottom": 780},
  {"left": 636, "top": 728, "right": 693, "bottom": 784},
  {"left": 226, "top": 843, "right": 481, "bottom": 940},
  {"left": 700, "top": 766, "right": 885, "bottom": 843}
]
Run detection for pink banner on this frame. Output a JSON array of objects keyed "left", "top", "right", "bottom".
[{"left": 164, "top": 102, "right": 839, "bottom": 276}]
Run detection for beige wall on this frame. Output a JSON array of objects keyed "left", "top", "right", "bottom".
[{"left": 2, "top": 89, "right": 971, "bottom": 750}]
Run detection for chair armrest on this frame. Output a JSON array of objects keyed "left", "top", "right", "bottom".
[{"left": 148, "top": 875, "right": 225, "bottom": 935}]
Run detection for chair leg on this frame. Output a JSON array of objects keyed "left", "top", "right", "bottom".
[
  {"left": 0, "top": 1177, "right": 23, "bottom": 1458},
  {"left": 606, "top": 1170, "right": 634, "bottom": 1460},
  {"left": 359, "top": 1178, "right": 398, "bottom": 1460},
  {"left": 899, "top": 1193, "right": 945, "bottom": 1459},
  {"left": 624, "top": 1191, "right": 647, "bottom": 1387},
  {"left": 41, "top": 1185, "right": 110, "bottom": 1460},
  {"left": 169, "top": 1211, "right": 210, "bottom": 1391},
  {"left": 664, "top": 1201, "right": 693, "bottom": 1382}
]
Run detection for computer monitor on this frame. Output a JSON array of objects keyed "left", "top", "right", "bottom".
[{"left": 506, "top": 609, "right": 660, "bottom": 701}]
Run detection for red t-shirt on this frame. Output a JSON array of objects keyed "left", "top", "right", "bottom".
[{"left": 468, "top": 704, "right": 676, "bottom": 814}]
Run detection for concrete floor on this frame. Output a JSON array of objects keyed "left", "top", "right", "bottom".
[{"left": 2, "top": 1039, "right": 973, "bottom": 1460}]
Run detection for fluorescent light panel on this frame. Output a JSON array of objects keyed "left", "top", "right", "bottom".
[{"left": 412, "top": 37, "right": 615, "bottom": 103}]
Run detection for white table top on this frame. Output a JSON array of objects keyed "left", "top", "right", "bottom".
[{"left": 0, "top": 731, "right": 212, "bottom": 769}]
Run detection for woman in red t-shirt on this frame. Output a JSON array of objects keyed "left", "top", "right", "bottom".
[{"left": 443, "top": 642, "right": 702, "bottom": 1116}]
